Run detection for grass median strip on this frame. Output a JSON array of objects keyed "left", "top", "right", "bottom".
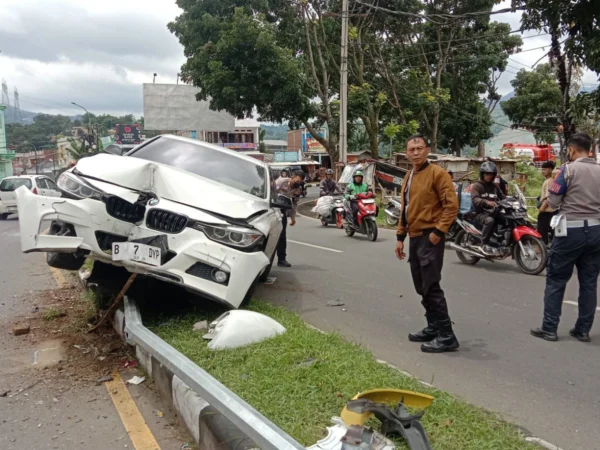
[{"left": 151, "top": 300, "right": 537, "bottom": 449}]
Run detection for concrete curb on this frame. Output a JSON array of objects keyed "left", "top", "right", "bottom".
[{"left": 113, "top": 311, "right": 259, "bottom": 450}]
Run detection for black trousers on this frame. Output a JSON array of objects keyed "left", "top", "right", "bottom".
[
  {"left": 276, "top": 214, "right": 288, "bottom": 262},
  {"left": 349, "top": 200, "right": 359, "bottom": 225},
  {"left": 476, "top": 213, "right": 495, "bottom": 244},
  {"left": 537, "top": 211, "right": 557, "bottom": 245},
  {"left": 409, "top": 233, "right": 450, "bottom": 321},
  {"left": 542, "top": 225, "right": 600, "bottom": 333}
]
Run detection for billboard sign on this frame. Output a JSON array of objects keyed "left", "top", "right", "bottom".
[
  {"left": 302, "top": 129, "right": 327, "bottom": 153},
  {"left": 274, "top": 151, "right": 299, "bottom": 162},
  {"left": 115, "top": 124, "right": 141, "bottom": 145}
]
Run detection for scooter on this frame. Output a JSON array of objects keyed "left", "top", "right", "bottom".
[
  {"left": 384, "top": 197, "right": 401, "bottom": 227},
  {"left": 344, "top": 192, "right": 378, "bottom": 241},
  {"left": 319, "top": 196, "right": 345, "bottom": 228}
]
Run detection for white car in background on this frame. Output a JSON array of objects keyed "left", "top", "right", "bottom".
[
  {"left": 16, "top": 135, "right": 285, "bottom": 308},
  {"left": 0, "top": 175, "right": 62, "bottom": 219}
]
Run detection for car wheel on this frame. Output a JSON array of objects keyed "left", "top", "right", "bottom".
[
  {"left": 46, "top": 221, "right": 86, "bottom": 271},
  {"left": 258, "top": 251, "right": 275, "bottom": 283},
  {"left": 241, "top": 274, "right": 260, "bottom": 308},
  {"left": 0, "top": 213, "right": 8, "bottom": 220}
]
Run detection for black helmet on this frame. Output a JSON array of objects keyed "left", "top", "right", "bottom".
[
  {"left": 479, "top": 161, "right": 498, "bottom": 180},
  {"left": 326, "top": 169, "right": 334, "bottom": 175}
]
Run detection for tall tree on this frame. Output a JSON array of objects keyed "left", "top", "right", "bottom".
[{"left": 501, "top": 64, "right": 562, "bottom": 144}]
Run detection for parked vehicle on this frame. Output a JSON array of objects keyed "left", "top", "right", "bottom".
[
  {"left": 450, "top": 196, "right": 547, "bottom": 275},
  {"left": 317, "top": 196, "right": 345, "bottom": 228},
  {"left": 344, "top": 192, "right": 378, "bottom": 241},
  {"left": 0, "top": 175, "right": 61, "bottom": 219},
  {"left": 384, "top": 197, "right": 401, "bottom": 227},
  {"left": 15, "top": 135, "right": 286, "bottom": 309}
]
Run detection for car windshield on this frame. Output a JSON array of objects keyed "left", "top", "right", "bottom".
[
  {"left": 0, "top": 178, "right": 32, "bottom": 192},
  {"left": 128, "top": 137, "right": 267, "bottom": 199}
]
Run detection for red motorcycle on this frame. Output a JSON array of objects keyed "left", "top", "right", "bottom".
[{"left": 343, "top": 192, "right": 378, "bottom": 241}]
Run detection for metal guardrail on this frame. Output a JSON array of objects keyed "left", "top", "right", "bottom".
[{"left": 123, "top": 297, "right": 306, "bottom": 450}]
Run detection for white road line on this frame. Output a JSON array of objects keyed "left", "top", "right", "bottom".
[
  {"left": 564, "top": 300, "right": 600, "bottom": 311},
  {"left": 288, "top": 240, "right": 343, "bottom": 253}
]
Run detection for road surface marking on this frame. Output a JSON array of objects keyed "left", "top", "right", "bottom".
[
  {"left": 106, "top": 371, "right": 161, "bottom": 450},
  {"left": 564, "top": 300, "right": 600, "bottom": 311},
  {"left": 50, "top": 267, "right": 67, "bottom": 288},
  {"left": 288, "top": 240, "right": 343, "bottom": 253}
]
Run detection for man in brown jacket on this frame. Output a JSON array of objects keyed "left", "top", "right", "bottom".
[{"left": 395, "top": 135, "right": 459, "bottom": 353}]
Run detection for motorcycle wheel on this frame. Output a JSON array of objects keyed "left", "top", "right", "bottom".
[
  {"left": 366, "top": 219, "right": 378, "bottom": 242},
  {"left": 336, "top": 212, "right": 344, "bottom": 229},
  {"left": 321, "top": 218, "right": 328, "bottom": 227},
  {"left": 514, "top": 235, "right": 547, "bottom": 275},
  {"left": 454, "top": 230, "right": 480, "bottom": 265},
  {"left": 385, "top": 213, "right": 399, "bottom": 227},
  {"left": 345, "top": 225, "right": 355, "bottom": 237}
]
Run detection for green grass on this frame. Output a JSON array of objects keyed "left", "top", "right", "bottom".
[
  {"left": 151, "top": 300, "right": 537, "bottom": 449},
  {"left": 43, "top": 307, "right": 65, "bottom": 321}
]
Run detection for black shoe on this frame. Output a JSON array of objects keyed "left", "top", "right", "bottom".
[
  {"left": 420, "top": 319, "right": 459, "bottom": 353},
  {"left": 569, "top": 328, "right": 591, "bottom": 342},
  {"left": 277, "top": 260, "right": 292, "bottom": 268},
  {"left": 409, "top": 314, "right": 438, "bottom": 342},
  {"left": 530, "top": 327, "right": 558, "bottom": 341}
]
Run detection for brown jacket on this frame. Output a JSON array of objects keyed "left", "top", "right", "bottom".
[{"left": 396, "top": 162, "right": 458, "bottom": 241}]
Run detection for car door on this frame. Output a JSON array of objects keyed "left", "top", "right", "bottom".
[
  {"left": 35, "top": 178, "right": 50, "bottom": 196},
  {"left": 251, "top": 172, "right": 283, "bottom": 260},
  {"left": 44, "top": 178, "right": 62, "bottom": 197}
]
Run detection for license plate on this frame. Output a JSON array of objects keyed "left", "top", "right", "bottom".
[
  {"left": 362, "top": 199, "right": 375, "bottom": 204},
  {"left": 111, "top": 242, "right": 162, "bottom": 267}
]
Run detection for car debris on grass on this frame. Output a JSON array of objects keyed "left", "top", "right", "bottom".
[{"left": 151, "top": 300, "right": 539, "bottom": 449}]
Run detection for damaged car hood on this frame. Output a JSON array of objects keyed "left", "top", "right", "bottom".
[{"left": 76, "top": 154, "right": 270, "bottom": 221}]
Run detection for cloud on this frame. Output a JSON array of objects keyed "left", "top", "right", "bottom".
[{"left": 0, "top": 0, "right": 185, "bottom": 116}]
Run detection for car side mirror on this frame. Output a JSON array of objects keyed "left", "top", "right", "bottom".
[
  {"left": 271, "top": 195, "right": 293, "bottom": 210},
  {"left": 103, "top": 144, "right": 124, "bottom": 156}
]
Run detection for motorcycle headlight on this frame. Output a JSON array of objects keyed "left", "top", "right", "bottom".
[
  {"left": 192, "top": 222, "right": 265, "bottom": 251},
  {"left": 57, "top": 172, "right": 104, "bottom": 200}
]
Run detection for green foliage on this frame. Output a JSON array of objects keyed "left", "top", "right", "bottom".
[
  {"left": 501, "top": 64, "right": 561, "bottom": 144},
  {"left": 348, "top": 127, "right": 370, "bottom": 154},
  {"left": 67, "top": 137, "right": 97, "bottom": 161},
  {"left": 152, "top": 299, "right": 539, "bottom": 449}
]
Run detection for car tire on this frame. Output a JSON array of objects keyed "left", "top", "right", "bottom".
[
  {"left": 46, "top": 251, "right": 86, "bottom": 271},
  {"left": 241, "top": 274, "right": 260, "bottom": 308},
  {"left": 258, "top": 251, "right": 275, "bottom": 283},
  {"left": 0, "top": 213, "right": 8, "bottom": 220}
]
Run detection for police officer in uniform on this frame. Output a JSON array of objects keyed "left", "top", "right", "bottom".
[{"left": 531, "top": 133, "right": 600, "bottom": 342}]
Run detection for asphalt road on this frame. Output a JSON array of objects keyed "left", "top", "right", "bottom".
[
  {"left": 258, "top": 187, "right": 599, "bottom": 450},
  {"left": 0, "top": 216, "right": 191, "bottom": 450}
]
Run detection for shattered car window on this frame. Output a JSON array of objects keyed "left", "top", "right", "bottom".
[
  {"left": 0, "top": 178, "right": 32, "bottom": 192},
  {"left": 128, "top": 137, "right": 267, "bottom": 199}
]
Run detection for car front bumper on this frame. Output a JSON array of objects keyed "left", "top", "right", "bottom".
[{"left": 16, "top": 188, "right": 269, "bottom": 309}]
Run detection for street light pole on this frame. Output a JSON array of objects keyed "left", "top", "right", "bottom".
[
  {"left": 339, "top": 0, "right": 349, "bottom": 164},
  {"left": 71, "top": 102, "right": 91, "bottom": 134}
]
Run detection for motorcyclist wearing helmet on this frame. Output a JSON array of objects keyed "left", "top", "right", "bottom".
[
  {"left": 471, "top": 161, "right": 506, "bottom": 255},
  {"left": 279, "top": 168, "right": 290, "bottom": 179},
  {"left": 319, "top": 169, "right": 342, "bottom": 197},
  {"left": 344, "top": 170, "right": 372, "bottom": 227}
]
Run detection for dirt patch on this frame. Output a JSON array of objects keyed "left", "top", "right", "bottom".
[{"left": 8, "top": 282, "right": 133, "bottom": 387}]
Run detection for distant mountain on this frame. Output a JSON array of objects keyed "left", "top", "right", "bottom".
[{"left": 3, "top": 104, "right": 37, "bottom": 124}]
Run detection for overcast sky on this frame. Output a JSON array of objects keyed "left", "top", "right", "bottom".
[{"left": 0, "top": 0, "right": 597, "bottom": 118}]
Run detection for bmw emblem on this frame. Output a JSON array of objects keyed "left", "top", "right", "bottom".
[{"left": 148, "top": 198, "right": 159, "bottom": 206}]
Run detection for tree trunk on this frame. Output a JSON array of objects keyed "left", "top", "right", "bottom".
[
  {"left": 430, "top": 107, "right": 439, "bottom": 153},
  {"left": 362, "top": 116, "right": 379, "bottom": 159},
  {"left": 453, "top": 138, "right": 461, "bottom": 157},
  {"left": 477, "top": 141, "right": 485, "bottom": 158}
]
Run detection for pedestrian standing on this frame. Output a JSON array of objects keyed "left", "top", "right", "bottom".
[
  {"left": 395, "top": 135, "right": 460, "bottom": 353},
  {"left": 531, "top": 133, "right": 600, "bottom": 342},
  {"left": 537, "top": 160, "right": 557, "bottom": 245},
  {"left": 275, "top": 170, "right": 304, "bottom": 268}
]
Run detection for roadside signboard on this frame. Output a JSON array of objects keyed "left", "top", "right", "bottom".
[{"left": 115, "top": 124, "right": 141, "bottom": 145}]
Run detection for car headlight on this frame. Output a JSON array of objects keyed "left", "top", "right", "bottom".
[
  {"left": 57, "top": 172, "right": 104, "bottom": 200},
  {"left": 192, "top": 222, "right": 264, "bottom": 251}
]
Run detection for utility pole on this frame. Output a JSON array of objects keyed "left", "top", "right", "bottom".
[{"left": 339, "top": 0, "right": 349, "bottom": 164}]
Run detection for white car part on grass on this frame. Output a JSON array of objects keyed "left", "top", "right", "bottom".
[
  {"left": 307, "top": 417, "right": 394, "bottom": 450},
  {"left": 203, "top": 310, "right": 286, "bottom": 350}
]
